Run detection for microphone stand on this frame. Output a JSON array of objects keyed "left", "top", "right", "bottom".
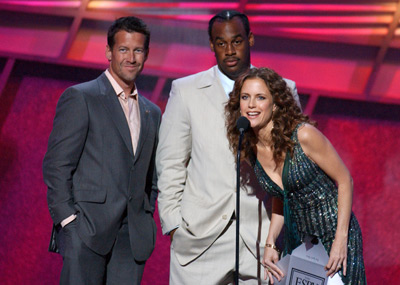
[{"left": 235, "top": 130, "right": 244, "bottom": 285}]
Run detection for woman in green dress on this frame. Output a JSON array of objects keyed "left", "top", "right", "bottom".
[{"left": 225, "top": 67, "right": 366, "bottom": 284}]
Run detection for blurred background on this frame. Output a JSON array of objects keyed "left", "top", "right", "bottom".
[{"left": 0, "top": 0, "right": 399, "bottom": 284}]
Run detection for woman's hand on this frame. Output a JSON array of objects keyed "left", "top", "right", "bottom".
[
  {"left": 325, "top": 237, "right": 348, "bottom": 277},
  {"left": 262, "top": 246, "right": 284, "bottom": 284}
]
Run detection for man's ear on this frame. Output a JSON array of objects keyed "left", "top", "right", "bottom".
[
  {"left": 248, "top": 32, "right": 254, "bottom": 47},
  {"left": 144, "top": 48, "right": 149, "bottom": 62},
  {"left": 209, "top": 39, "right": 215, "bottom": 52},
  {"left": 105, "top": 45, "right": 112, "bottom": 62}
]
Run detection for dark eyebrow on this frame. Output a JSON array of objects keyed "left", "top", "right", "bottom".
[
  {"left": 215, "top": 34, "right": 244, "bottom": 41},
  {"left": 232, "top": 34, "right": 244, "bottom": 39}
]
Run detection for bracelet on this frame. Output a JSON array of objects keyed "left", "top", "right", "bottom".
[{"left": 265, "top": 243, "right": 281, "bottom": 253}]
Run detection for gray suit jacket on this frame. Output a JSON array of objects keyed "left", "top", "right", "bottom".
[
  {"left": 157, "top": 66, "right": 299, "bottom": 265},
  {"left": 43, "top": 72, "right": 161, "bottom": 261}
]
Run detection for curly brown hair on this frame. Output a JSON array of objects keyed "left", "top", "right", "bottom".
[{"left": 225, "top": 67, "right": 314, "bottom": 165}]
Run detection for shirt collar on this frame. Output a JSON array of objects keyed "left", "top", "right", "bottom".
[
  {"left": 216, "top": 67, "right": 234, "bottom": 98},
  {"left": 216, "top": 64, "right": 255, "bottom": 98},
  {"left": 105, "top": 69, "right": 138, "bottom": 100}
]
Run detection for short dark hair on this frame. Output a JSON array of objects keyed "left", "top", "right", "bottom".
[
  {"left": 208, "top": 10, "right": 250, "bottom": 40},
  {"left": 107, "top": 16, "right": 150, "bottom": 50}
]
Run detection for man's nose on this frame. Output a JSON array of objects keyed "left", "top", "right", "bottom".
[
  {"left": 127, "top": 51, "right": 135, "bottom": 62},
  {"left": 225, "top": 43, "right": 236, "bottom": 55}
]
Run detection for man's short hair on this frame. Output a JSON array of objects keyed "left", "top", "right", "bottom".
[
  {"left": 208, "top": 10, "right": 250, "bottom": 40},
  {"left": 107, "top": 16, "right": 150, "bottom": 50}
]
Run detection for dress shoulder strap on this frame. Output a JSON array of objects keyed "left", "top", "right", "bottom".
[{"left": 290, "top": 122, "right": 306, "bottom": 143}]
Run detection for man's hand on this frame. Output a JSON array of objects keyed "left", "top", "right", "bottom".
[{"left": 170, "top": 228, "right": 177, "bottom": 242}]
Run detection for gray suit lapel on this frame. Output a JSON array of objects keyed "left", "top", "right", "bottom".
[
  {"left": 97, "top": 74, "right": 134, "bottom": 158},
  {"left": 134, "top": 95, "right": 150, "bottom": 163}
]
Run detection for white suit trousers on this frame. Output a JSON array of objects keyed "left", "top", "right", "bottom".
[{"left": 169, "top": 219, "right": 269, "bottom": 285}]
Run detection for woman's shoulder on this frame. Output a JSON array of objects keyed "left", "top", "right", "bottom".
[
  {"left": 296, "top": 123, "right": 328, "bottom": 154},
  {"left": 297, "top": 123, "right": 318, "bottom": 140},
  {"left": 297, "top": 122, "right": 322, "bottom": 141}
]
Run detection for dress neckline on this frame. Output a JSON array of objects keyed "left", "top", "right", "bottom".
[
  {"left": 255, "top": 153, "right": 290, "bottom": 194},
  {"left": 253, "top": 123, "right": 304, "bottom": 194}
]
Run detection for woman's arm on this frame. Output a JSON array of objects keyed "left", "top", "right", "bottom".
[
  {"left": 263, "top": 197, "right": 285, "bottom": 283},
  {"left": 298, "top": 123, "right": 352, "bottom": 277}
]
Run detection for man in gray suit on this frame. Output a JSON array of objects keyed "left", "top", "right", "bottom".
[
  {"left": 43, "top": 16, "right": 161, "bottom": 284},
  {"left": 157, "top": 10, "right": 300, "bottom": 284}
]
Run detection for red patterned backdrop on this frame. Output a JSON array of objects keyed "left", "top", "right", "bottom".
[{"left": 0, "top": 61, "right": 399, "bottom": 284}]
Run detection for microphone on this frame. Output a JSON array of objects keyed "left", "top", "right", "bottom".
[
  {"left": 236, "top": 116, "right": 250, "bottom": 152},
  {"left": 234, "top": 116, "right": 250, "bottom": 284},
  {"left": 236, "top": 116, "right": 250, "bottom": 134}
]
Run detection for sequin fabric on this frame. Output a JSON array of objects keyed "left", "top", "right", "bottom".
[{"left": 251, "top": 123, "right": 366, "bottom": 284}]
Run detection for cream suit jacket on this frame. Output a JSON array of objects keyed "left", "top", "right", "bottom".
[{"left": 157, "top": 65, "right": 299, "bottom": 266}]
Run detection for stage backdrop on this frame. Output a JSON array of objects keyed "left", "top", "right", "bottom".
[{"left": 0, "top": 61, "right": 399, "bottom": 284}]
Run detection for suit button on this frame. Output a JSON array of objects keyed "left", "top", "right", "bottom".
[
  {"left": 222, "top": 214, "right": 227, "bottom": 220},
  {"left": 128, "top": 196, "right": 132, "bottom": 201}
]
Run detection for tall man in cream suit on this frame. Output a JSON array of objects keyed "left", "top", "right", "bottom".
[{"left": 157, "top": 10, "right": 300, "bottom": 284}]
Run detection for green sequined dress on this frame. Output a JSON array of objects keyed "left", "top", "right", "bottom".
[{"left": 251, "top": 124, "right": 366, "bottom": 284}]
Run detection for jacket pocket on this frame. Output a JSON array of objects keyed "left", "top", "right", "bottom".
[{"left": 74, "top": 188, "right": 106, "bottom": 203}]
